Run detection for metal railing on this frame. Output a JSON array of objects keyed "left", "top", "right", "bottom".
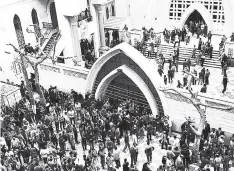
[{"left": 42, "top": 22, "right": 53, "bottom": 29}]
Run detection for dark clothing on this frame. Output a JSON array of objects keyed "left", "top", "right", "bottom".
[{"left": 222, "top": 77, "right": 228, "bottom": 93}]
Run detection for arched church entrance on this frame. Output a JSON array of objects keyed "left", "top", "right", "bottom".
[
  {"left": 185, "top": 10, "right": 206, "bottom": 28},
  {"left": 85, "top": 43, "right": 169, "bottom": 117},
  {"left": 180, "top": 3, "right": 213, "bottom": 31},
  {"left": 50, "top": 2, "right": 58, "bottom": 29},
  {"left": 95, "top": 65, "right": 156, "bottom": 114}
]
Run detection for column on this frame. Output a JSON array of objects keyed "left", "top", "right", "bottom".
[
  {"left": 108, "top": 30, "right": 113, "bottom": 47},
  {"left": 94, "top": 4, "right": 109, "bottom": 55},
  {"left": 71, "top": 16, "right": 82, "bottom": 62}
]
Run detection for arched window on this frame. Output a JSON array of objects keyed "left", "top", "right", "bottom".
[
  {"left": 31, "top": 9, "right": 41, "bottom": 40},
  {"left": 13, "top": 15, "right": 25, "bottom": 49},
  {"left": 112, "top": 5, "right": 115, "bottom": 16},
  {"left": 106, "top": 7, "right": 109, "bottom": 19},
  {"left": 50, "top": 2, "right": 59, "bottom": 28}
]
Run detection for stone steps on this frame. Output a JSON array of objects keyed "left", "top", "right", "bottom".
[{"left": 142, "top": 43, "right": 221, "bottom": 69}]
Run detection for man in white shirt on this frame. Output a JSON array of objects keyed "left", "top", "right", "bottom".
[{"left": 113, "top": 146, "right": 121, "bottom": 168}]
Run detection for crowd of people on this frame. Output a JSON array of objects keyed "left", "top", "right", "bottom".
[
  {"left": 80, "top": 38, "right": 95, "bottom": 69},
  {"left": 1, "top": 75, "right": 234, "bottom": 171}
]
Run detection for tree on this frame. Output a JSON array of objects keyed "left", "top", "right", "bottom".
[
  {"left": 7, "top": 43, "right": 36, "bottom": 112},
  {"left": 159, "top": 70, "right": 234, "bottom": 163},
  {"left": 8, "top": 26, "right": 60, "bottom": 107}
]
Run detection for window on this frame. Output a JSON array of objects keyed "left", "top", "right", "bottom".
[
  {"left": 106, "top": 7, "right": 109, "bottom": 19},
  {"left": 111, "top": 5, "right": 115, "bottom": 16},
  {"left": 13, "top": 15, "right": 25, "bottom": 49},
  {"left": 31, "top": 9, "right": 41, "bottom": 40}
]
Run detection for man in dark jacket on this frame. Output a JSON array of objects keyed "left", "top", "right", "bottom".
[{"left": 145, "top": 141, "right": 154, "bottom": 162}]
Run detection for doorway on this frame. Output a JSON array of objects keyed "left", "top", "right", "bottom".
[
  {"left": 50, "top": 2, "right": 58, "bottom": 29},
  {"left": 185, "top": 10, "right": 206, "bottom": 28}
]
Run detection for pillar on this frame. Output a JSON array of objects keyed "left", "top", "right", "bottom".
[
  {"left": 70, "top": 16, "right": 82, "bottom": 63},
  {"left": 93, "top": 4, "right": 109, "bottom": 56}
]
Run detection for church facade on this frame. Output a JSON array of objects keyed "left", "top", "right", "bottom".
[{"left": 115, "top": 0, "right": 234, "bottom": 35}]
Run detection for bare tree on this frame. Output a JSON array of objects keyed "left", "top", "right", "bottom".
[
  {"left": 7, "top": 44, "right": 36, "bottom": 110},
  {"left": 8, "top": 26, "right": 60, "bottom": 107},
  {"left": 159, "top": 70, "right": 234, "bottom": 163}
]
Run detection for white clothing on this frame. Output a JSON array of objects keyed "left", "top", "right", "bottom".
[
  {"left": 40, "top": 148, "right": 49, "bottom": 158},
  {"left": 113, "top": 149, "right": 120, "bottom": 160}
]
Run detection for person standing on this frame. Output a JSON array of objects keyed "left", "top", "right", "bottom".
[
  {"left": 175, "top": 47, "right": 180, "bottom": 72},
  {"left": 113, "top": 146, "right": 121, "bottom": 169},
  {"left": 204, "top": 69, "right": 210, "bottom": 85},
  {"left": 198, "top": 38, "right": 202, "bottom": 51},
  {"left": 130, "top": 143, "right": 138, "bottom": 167},
  {"left": 168, "top": 67, "right": 173, "bottom": 84},
  {"left": 222, "top": 75, "right": 228, "bottom": 93},
  {"left": 209, "top": 44, "right": 213, "bottom": 58},
  {"left": 208, "top": 31, "right": 212, "bottom": 42},
  {"left": 123, "top": 158, "right": 129, "bottom": 171},
  {"left": 98, "top": 146, "right": 106, "bottom": 169},
  {"left": 200, "top": 54, "right": 205, "bottom": 67},
  {"left": 168, "top": 54, "right": 173, "bottom": 69},
  {"left": 192, "top": 45, "right": 197, "bottom": 59},
  {"left": 145, "top": 141, "right": 154, "bottom": 163},
  {"left": 123, "top": 131, "right": 130, "bottom": 152}
]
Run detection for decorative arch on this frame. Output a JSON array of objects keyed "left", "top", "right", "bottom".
[
  {"left": 85, "top": 43, "right": 171, "bottom": 117},
  {"left": 13, "top": 14, "right": 25, "bottom": 49},
  {"left": 31, "top": 9, "right": 41, "bottom": 40},
  {"left": 95, "top": 65, "right": 158, "bottom": 116},
  {"left": 180, "top": 2, "right": 213, "bottom": 31}
]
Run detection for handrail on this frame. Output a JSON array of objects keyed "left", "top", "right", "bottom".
[{"left": 42, "top": 22, "right": 53, "bottom": 29}]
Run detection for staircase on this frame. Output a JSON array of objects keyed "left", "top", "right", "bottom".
[
  {"left": 92, "top": 80, "right": 165, "bottom": 117},
  {"left": 142, "top": 43, "right": 221, "bottom": 69},
  {"left": 42, "top": 31, "right": 61, "bottom": 56}
]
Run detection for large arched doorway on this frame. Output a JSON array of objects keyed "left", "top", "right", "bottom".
[
  {"left": 13, "top": 15, "right": 25, "bottom": 49},
  {"left": 180, "top": 3, "right": 213, "bottom": 31},
  {"left": 50, "top": 2, "right": 58, "bottom": 29},
  {"left": 86, "top": 43, "right": 170, "bottom": 117},
  {"left": 31, "top": 9, "right": 41, "bottom": 40}
]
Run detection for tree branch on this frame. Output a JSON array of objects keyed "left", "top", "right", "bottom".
[
  {"left": 24, "top": 55, "right": 35, "bottom": 69},
  {"left": 159, "top": 87, "right": 196, "bottom": 105},
  {"left": 35, "top": 55, "right": 48, "bottom": 66},
  {"left": 198, "top": 103, "right": 234, "bottom": 111},
  {"left": 7, "top": 44, "right": 22, "bottom": 55}
]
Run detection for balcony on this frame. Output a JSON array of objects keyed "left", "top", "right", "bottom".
[{"left": 77, "top": 8, "right": 92, "bottom": 24}]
